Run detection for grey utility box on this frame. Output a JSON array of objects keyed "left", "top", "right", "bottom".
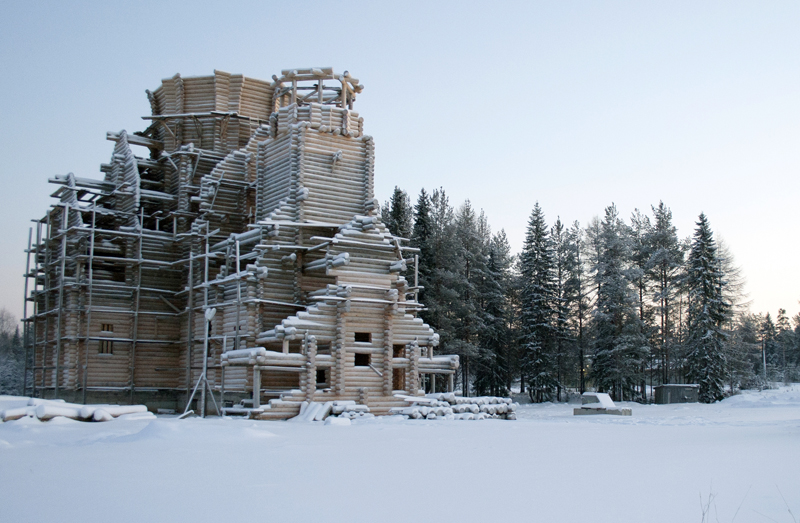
[{"left": 654, "top": 384, "right": 699, "bottom": 404}]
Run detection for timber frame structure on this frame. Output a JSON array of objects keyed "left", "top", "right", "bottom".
[{"left": 22, "top": 68, "right": 458, "bottom": 418}]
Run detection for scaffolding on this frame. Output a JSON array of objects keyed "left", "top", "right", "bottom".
[{"left": 22, "top": 69, "right": 457, "bottom": 418}]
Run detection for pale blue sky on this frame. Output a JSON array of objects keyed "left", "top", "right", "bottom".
[{"left": 1, "top": 1, "right": 798, "bottom": 321}]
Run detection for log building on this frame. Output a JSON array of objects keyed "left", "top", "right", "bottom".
[{"left": 22, "top": 68, "right": 458, "bottom": 418}]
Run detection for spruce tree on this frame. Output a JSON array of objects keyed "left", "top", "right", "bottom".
[
  {"left": 793, "top": 313, "right": 800, "bottom": 379},
  {"left": 589, "top": 204, "right": 648, "bottom": 401},
  {"left": 725, "top": 313, "right": 761, "bottom": 391},
  {"left": 759, "top": 313, "right": 778, "bottom": 381},
  {"left": 411, "top": 190, "right": 431, "bottom": 251},
  {"left": 450, "top": 201, "right": 488, "bottom": 394},
  {"left": 418, "top": 189, "right": 460, "bottom": 383},
  {"left": 474, "top": 231, "right": 513, "bottom": 396},
  {"left": 685, "top": 213, "right": 729, "bottom": 402},
  {"left": 775, "top": 308, "right": 792, "bottom": 383},
  {"left": 0, "top": 309, "right": 23, "bottom": 395},
  {"left": 382, "top": 186, "right": 413, "bottom": 239},
  {"left": 414, "top": 188, "right": 452, "bottom": 336},
  {"left": 519, "top": 203, "right": 558, "bottom": 402},
  {"left": 411, "top": 189, "right": 433, "bottom": 302}
]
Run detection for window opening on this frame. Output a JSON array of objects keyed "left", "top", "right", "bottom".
[
  {"left": 392, "top": 368, "right": 405, "bottom": 391},
  {"left": 354, "top": 332, "right": 371, "bottom": 343},
  {"left": 100, "top": 323, "right": 114, "bottom": 354},
  {"left": 354, "top": 353, "right": 370, "bottom": 367}
]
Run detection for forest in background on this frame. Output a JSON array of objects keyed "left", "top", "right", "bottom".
[
  {"left": 382, "top": 187, "right": 800, "bottom": 403},
  {"left": 0, "top": 309, "right": 23, "bottom": 395},
  {"left": 1, "top": 190, "right": 798, "bottom": 403}
]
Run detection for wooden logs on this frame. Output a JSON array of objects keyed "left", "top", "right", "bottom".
[
  {"left": 1, "top": 398, "right": 149, "bottom": 422},
  {"left": 25, "top": 69, "right": 460, "bottom": 419},
  {"left": 304, "top": 334, "right": 317, "bottom": 403},
  {"left": 388, "top": 394, "right": 518, "bottom": 421}
]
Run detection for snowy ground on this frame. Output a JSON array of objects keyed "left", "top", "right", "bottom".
[{"left": 1, "top": 387, "right": 798, "bottom": 523}]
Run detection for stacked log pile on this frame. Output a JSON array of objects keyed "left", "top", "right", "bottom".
[
  {"left": 390, "top": 394, "right": 518, "bottom": 420},
  {"left": 287, "top": 399, "right": 374, "bottom": 422},
  {"left": 1, "top": 398, "right": 150, "bottom": 423}
]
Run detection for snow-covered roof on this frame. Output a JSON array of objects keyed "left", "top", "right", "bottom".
[{"left": 581, "top": 392, "right": 617, "bottom": 409}]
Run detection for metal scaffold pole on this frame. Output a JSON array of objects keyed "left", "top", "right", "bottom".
[
  {"left": 21, "top": 228, "right": 32, "bottom": 396},
  {"left": 82, "top": 205, "right": 96, "bottom": 404}
]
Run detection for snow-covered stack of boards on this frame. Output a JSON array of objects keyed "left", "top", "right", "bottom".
[
  {"left": 389, "top": 393, "right": 518, "bottom": 420},
  {"left": 291, "top": 400, "right": 373, "bottom": 422},
  {"left": 573, "top": 392, "right": 632, "bottom": 416},
  {"left": 1, "top": 398, "right": 150, "bottom": 423}
]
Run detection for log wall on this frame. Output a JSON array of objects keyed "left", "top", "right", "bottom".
[{"left": 24, "top": 69, "right": 456, "bottom": 417}]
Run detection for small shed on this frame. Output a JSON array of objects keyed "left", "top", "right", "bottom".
[{"left": 654, "top": 384, "right": 699, "bottom": 404}]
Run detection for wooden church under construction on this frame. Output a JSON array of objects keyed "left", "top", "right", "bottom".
[{"left": 22, "top": 68, "right": 459, "bottom": 418}]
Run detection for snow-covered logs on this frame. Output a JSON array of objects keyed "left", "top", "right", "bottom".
[
  {"left": 390, "top": 394, "right": 518, "bottom": 420},
  {"left": 290, "top": 400, "right": 374, "bottom": 422},
  {"left": 283, "top": 395, "right": 517, "bottom": 423},
  {"left": 1, "top": 398, "right": 150, "bottom": 423}
]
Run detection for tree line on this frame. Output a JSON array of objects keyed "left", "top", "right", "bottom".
[
  {"left": 0, "top": 189, "right": 797, "bottom": 402},
  {"left": 383, "top": 187, "right": 800, "bottom": 403},
  {"left": 0, "top": 308, "right": 24, "bottom": 395}
]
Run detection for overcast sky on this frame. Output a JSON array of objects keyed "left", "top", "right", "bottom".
[{"left": 1, "top": 1, "right": 798, "bottom": 322}]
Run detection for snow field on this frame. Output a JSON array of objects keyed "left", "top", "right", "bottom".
[{"left": 0, "top": 387, "right": 798, "bottom": 523}]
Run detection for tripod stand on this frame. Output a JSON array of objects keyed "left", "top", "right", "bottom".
[{"left": 183, "top": 307, "right": 221, "bottom": 418}]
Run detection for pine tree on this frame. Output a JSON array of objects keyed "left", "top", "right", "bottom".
[
  {"left": 645, "top": 202, "right": 685, "bottom": 385},
  {"left": 710, "top": 240, "right": 758, "bottom": 387},
  {"left": 589, "top": 204, "right": 648, "bottom": 401},
  {"left": 685, "top": 213, "right": 729, "bottom": 403},
  {"left": 565, "top": 221, "right": 590, "bottom": 393},
  {"left": 629, "top": 209, "right": 653, "bottom": 400},
  {"left": 629, "top": 209, "right": 652, "bottom": 327},
  {"left": 551, "top": 218, "right": 573, "bottom": 401},
  {"left": 519, "top": 203, "right": 558, "bottom": 402},
  {"left": 716, "top": 239, "right": 749, "bottom": 319}
]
